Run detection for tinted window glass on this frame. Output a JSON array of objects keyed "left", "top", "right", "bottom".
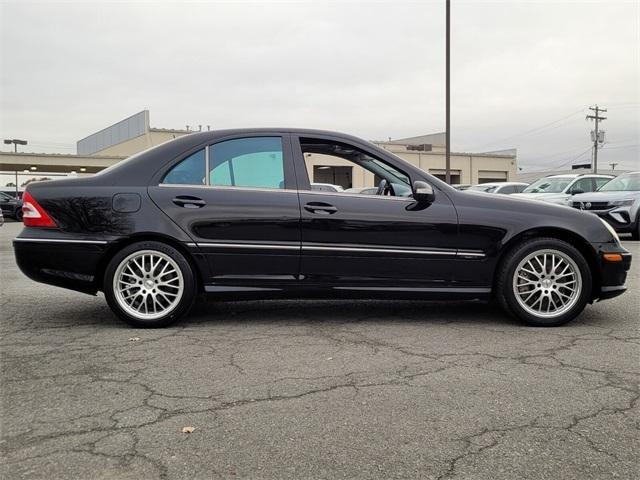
[
  {"left": 523, "top": 177, "right": 572, "bottom": 193},
  {"left": 571, "top": 178, "right": 594, "bottom": 193},
  {"left": 599, "top": 173, "right": 640, "bottom": 191},
  {"left": 299, "top": 138, "right": 411, "bottom": 196},
  {"left": 595, "top": 177, "right": 612, "bottom": 189},
  {"left": 163, "top": 149, "right": 206, "bottom": 185},
  {"left": 210, "top": 137, "right": 284, "bottom": 189},
  {"left": 499, "top": 185, "right": 515, "bottom": 194}
]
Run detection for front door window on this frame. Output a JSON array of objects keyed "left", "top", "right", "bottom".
[{"left": 299, "top": 137, "right": 411, "bottom": 196}]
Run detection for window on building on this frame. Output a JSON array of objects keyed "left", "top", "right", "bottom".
[
  {"left": 210, "top": 137, "right": 285, "bottom": 189},
  {"left": 478, "top": 170, "right": 508, "bottom": 185},
  {"left": 430, "top": 171, "right": 461, "bottom": 184},
  {"left": 163, "top": 149, "right": 206, "bottom": 185}
]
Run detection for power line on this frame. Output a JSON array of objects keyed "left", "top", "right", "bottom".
[
  {"left": 601, "top": 144, "right": 638, "bottom": 150},
  {"left": 466, "top": 107, "right": 586, "bottom": 151},
  {"left": 521, "top": 146, "right": 593, "bottom": 174}
]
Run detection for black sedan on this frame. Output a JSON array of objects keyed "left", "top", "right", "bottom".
[
  {"left": 0, "top": 191, "right": 23, "bottom": 221},
  {"left": 13, "top": 129, "right": 631, "bottom": 328}
]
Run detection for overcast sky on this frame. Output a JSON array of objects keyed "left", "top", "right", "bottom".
[{"left": 1, "top": 0, "right": 638, "bottom": 178}]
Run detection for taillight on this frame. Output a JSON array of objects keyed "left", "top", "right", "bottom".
[{"left": 22, "top": 191, "right": 57, "bottom": 228}]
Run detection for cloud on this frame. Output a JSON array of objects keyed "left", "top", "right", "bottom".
[{"left": 1, "top": 0, "right": 638, "bottom": 171}]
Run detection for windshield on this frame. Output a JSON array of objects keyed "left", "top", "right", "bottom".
[
  {"left": 468, "top": 184, "right": 497, "bottom": 193},
  {"left": 522, "top": 177, "right": 572, "bottom": 193},
  {"left": 598, "top": 173, "right": 640, "bottom": 192}
]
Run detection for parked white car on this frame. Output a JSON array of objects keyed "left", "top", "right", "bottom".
[
  {"left": 466, "top": 182, "right": 529, "bottom": 195},
  {"left": 512, "top": 174, "right": 613, "bottom": 205},
  {"left": 310, "top": 183, "right": 344, "bottom": 193},
  {"left": 570, "top": 171, "right": 640, "bottom": 239},
  {"left": 344, "top": 186, "right": 378, "bottom": 195}
]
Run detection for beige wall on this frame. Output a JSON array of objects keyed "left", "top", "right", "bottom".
[
  {"left": 305, "top": 145, "right": 517, "bottom": 188},
  {"left": 0, "top": 151, "right": 125, "bottom": 174},
  {"left": 379, "top": 143, "right": 517, "bottom": 184}
]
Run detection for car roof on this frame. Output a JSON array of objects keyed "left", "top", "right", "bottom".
[
  {"left": 474, "top": 182, "right": 527, "bottom": 186},
  {"left": 546, "top": 173, "right": 613, "bottom": 178}
]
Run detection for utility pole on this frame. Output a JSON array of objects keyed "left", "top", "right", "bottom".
[
  {"left": 609, "top": 162, "right": 617, "bottom": 171},
  {"left": 445, "top": 0, "right": 451, "bottom": 184},
  {"left": 586, "top": 105, "right": 606, "bottom": 174}
]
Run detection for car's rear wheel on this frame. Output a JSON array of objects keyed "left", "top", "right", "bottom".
[
  {"left": 14, "top": 207, "right": 23, "bottom": 221},
  {"left": 496, "top": 238, "right": 592, "bottom": 326},
  {"left": 104, "top": 241, "right": 197, "bottom": 328}
]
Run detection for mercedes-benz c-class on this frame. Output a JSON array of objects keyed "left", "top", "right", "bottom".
[{"left": 13, "top": 129, "right": 631, "bottom": 327}]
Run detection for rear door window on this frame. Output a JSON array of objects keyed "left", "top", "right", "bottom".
[{"left": 210, "top": 137, "right": 285, "bottom": 189}]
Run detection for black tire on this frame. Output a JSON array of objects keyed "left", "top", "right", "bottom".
[
  {"left": 496, "top": 237, "right": 592, "bottom": 327},
  {"left": 103, "top": 241, "right": 197, "bottom": 328},
  {"left": 14, "top": 207, "right": 23, "bottom": 221},
  {"left": 632, "top": 219, "right": 639, "bottom": 241}
]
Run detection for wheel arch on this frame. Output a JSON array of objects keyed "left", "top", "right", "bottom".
[
  {"left": 493, "top": 227, "right": 601, "bottom": 300},
  {"left": 95, "top": 233, "right": 205, "bottom": 293}
]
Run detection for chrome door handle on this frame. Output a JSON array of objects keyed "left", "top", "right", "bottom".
[
  {"left": 172, "top": 196, "right": 206, "bottom": 208},
  {"left": 304, "top": 202, "right": 337, "bottom": 214}
]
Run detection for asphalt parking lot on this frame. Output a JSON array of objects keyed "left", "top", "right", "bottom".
[{"left": 1, "top": 221, "right": 638, "bottom": 480}]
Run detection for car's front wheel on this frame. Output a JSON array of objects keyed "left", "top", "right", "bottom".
[
  {"left": 104, "top": 241, "right": 197, "bottom": 327},
  {"left": 496, "top": 238, "right": 592, "bottom": 326}
]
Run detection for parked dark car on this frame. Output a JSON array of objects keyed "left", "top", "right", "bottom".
[
  {"left": 0, "top": 188, "right": 24, "bottom": 199},
  {"left": 13, "top": 129, "right": 631, "bottom": 328},
  {"left": 0, "top": 191, "right": 23, "bottom": 221}
]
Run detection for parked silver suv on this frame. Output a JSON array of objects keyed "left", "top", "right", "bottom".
[
  {"left": 570, "top": 172, "right": 640, "bottom": 239},
  {"left": 512, "top": 173, "right": 613, "bottom": 205}
]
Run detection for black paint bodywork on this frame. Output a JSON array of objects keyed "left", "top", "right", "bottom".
[{"left": 13, "top": 129, "right": 631, "bottom": 303}]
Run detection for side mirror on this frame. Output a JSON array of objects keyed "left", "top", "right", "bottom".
[
  {"left": 571, "top": 189, "right": 584, "bottom": 195},
  {"left": 412, "top": 181, "right": 435, "bottom": 203}
]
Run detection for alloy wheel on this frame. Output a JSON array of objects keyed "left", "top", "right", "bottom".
[
  {"left": 113, "top": 250, "right": 184, "bottom": 320},
  {"left": 512, "top": 249, "right": 582, "bottom": 319}
]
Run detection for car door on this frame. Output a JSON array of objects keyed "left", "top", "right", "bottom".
[
  {"left": 291, "top": 134, "right": 459, "bottom": 288},
  {"left": 148, "top": 134, "right": 301, "bottom": 287}
]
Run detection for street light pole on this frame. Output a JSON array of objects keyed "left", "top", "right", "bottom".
[
  {"left": 445, "top": 0, "right": 451, "bottom": 184},
  {"left": 3, "top": 138, "right": 28, "bottom": 153}
]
